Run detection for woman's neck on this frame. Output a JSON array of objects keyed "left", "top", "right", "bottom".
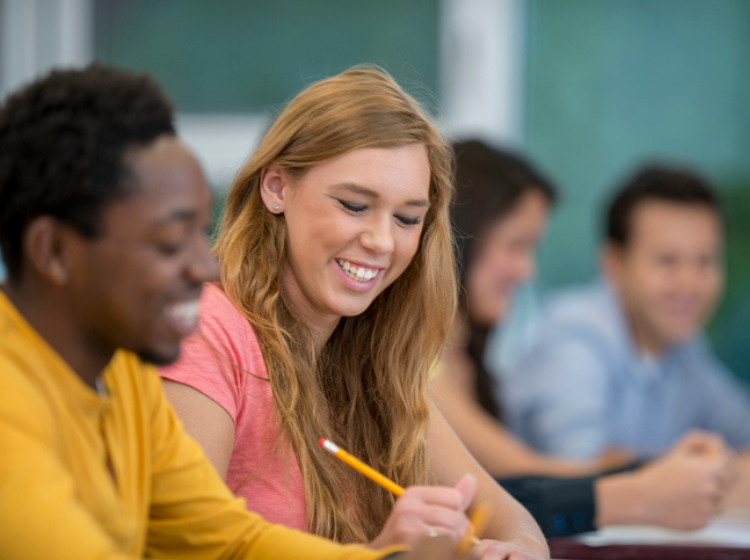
[{"left": 280, "top": 267, "right": 340, "bottom": 357}]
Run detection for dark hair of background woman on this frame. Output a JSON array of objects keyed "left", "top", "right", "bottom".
[{"left": 451, "top": 139, "right": 557, "bottom": 419}]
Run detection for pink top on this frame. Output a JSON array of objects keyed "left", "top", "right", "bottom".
[{"left": 159, "top": 283, "right": 307, "bottom": 531}]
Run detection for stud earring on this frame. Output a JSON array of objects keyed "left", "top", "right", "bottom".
[{"left": 273, "top": 204, "right": 280, "bottom": 211}]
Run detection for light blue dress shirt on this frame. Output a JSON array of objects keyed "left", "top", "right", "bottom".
[{"left": 500, "top": 280, "right": 750, "bottom": 460}]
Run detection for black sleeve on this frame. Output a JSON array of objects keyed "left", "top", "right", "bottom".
[{"left": 497, "top": 475, "right": 598, "bottom": 537}]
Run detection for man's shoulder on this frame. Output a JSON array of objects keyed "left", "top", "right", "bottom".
[
  {"left": 0, "top": 345, "right": 57, "bottom": 437},
  {"left": 541, "top": 281, "right": 623, "bottom": 342}
]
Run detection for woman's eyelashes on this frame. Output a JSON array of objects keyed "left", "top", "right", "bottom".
[
  {"left": 336, "top": 198, "right": 423, "bottom": 226},
  {"left": 394, "top": 214, "right": 422, "bottom": 226},
  {"left": 338, "top": 199, "right": 366, "bottom": 213}
]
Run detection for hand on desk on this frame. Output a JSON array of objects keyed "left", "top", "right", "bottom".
[
  {"left": 596, "top": 430, "right": 737, "bottom": 530},
  {"left": 723, "top": 450, "right": 750, "bottom": 508},
  {"left": 670, "top": 429, "right": 739, "bottom": 489},
  {"left": 403, "top": 535, "right": 547, "bottom": 560}
]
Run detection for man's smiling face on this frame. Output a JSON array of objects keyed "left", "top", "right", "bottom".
[{"left": 63, "top": 135, "right": 219, "bottom": 365}]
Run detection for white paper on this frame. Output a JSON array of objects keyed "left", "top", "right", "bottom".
[{"left": 574, "top": 508, "right": 750, "bottom": 548}]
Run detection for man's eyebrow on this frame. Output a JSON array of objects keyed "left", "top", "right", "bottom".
[
  {"left": 333, "top": 182, "right": 430, "bottom": 208},
  {"left": 154, "top": 208, "right": 199, "bottom": 226}
]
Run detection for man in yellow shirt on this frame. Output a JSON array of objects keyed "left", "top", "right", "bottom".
[{"left": 0, "top": 65, "right": 464, "bottom": 560}]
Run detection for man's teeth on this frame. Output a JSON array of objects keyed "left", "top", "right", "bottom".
[
  {"left": 336, "top": 259, "right": 377, "bottom": 282},
  {"left": 167, "top": 301, "right": 199, "bottom": 325}
]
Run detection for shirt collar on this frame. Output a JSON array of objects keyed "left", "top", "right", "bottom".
[{"left": 599, "top": 278, "right": 693, "bottom": 380}]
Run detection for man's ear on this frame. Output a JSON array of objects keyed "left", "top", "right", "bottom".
[
  {"left": 22, "top": 217, "right": 74, "bottom": 286},
  {"left": 259, "top": 163, "right": 288, "bottom": 214},
  {"left": 601, "top": 242, "right": 624, "bottom": 286}
]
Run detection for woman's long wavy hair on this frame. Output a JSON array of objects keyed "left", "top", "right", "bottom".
[{"left": 214, "top": 67, "right": 457, "bottom": 543}]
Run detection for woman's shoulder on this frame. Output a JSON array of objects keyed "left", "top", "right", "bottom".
[
  {"left": 176, "top": 283, "right": 268, "bottom": 380},
  {"left": 159, "top": 284, "right": 268, "bottom": 422},
  {"left": 198, "top": 284, "right": 259, "bottom": 344},
  {"left": 199, "top": 283, "right": 245, "bottom": 324}
]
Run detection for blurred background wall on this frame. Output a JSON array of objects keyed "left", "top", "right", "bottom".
[{"left": 2, "top": 0, "right": 749, "bottom": 382}]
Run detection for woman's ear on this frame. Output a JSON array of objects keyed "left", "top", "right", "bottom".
[{"left": 259, "top": 163, "right": 287, "bottom": 214}]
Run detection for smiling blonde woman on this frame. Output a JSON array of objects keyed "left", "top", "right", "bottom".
[{"left": 159, "top": 67, "right": 548, "bottom": 560}]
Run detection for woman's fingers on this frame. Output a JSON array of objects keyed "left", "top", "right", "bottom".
[
  {"left": 454, "top": 474, "right": 478, "bottom": 510},
  {"left": 417, "top": 505, "right": 470, "bottom": 538},
  {"left": 371, "top": 475, "right": 479, "bottom": 549}
]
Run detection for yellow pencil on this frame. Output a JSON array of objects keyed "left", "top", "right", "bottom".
[
  {"left": 457, "top": 502, "right": 491, "bottom": 555},
  {"left": 318, "top": 438, "right": 405, "bottom": 496},
  {"left": 318, "top": 438, "right": 482, "bottom": 547}
]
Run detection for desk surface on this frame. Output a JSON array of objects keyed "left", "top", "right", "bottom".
[
  {"left": 550, "top": 539, "right": 750, "bottom": 559},
  {"left": 549, "top": 508, "right": 750, "bottom": 560}
]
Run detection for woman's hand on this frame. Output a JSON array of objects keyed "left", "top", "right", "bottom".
[{"left": 369, "top": 475, "right": 476, "bottom": 549}]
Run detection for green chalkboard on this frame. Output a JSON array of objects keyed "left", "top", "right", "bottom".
[
  {"left": 525, "top": 0, "right": 750, "bottom": 382},
  {"left": 94, "top": 0, "right": 440, "bottom": 114}
]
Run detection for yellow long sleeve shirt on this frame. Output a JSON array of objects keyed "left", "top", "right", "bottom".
[{"left": 0, "top": 291, "right": 404, "bottom": 560}]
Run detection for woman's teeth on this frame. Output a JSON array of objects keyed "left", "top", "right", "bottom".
[{"left": 336, "top": 259, "right": 378, "bottom": 282}]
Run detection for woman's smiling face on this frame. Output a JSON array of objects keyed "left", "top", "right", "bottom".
[{"left": 262, "top": 144, "right": 431, "bottom": 340}]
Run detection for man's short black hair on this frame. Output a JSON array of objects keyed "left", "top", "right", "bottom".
[
  {"left": 606, "top": 165, "right": 723, "bottom": 247},
  {"left": 0, "top": 63, "right": 175, "bottom": 281}
]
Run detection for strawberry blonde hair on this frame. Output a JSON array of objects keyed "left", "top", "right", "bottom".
[{"left": 214, "top": 67, "right": 456, "bottom": 543}]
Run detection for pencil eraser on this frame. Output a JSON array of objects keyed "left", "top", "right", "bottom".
[{"left": 318, "top": 437, "right": 327, "bottom": 447}]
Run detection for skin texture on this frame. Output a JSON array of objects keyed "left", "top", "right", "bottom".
[
  {"left": 6, "top": 136, "right": 218, "bottom": 389},
  {"left": 164, "top": 146, "right": 549, "bottom": 559},
  {"left": 603, "top": 200, "right": 724, "bottom": 355},
  {"left": 431, "top": 189, "right": 744, "bottom": 531}
]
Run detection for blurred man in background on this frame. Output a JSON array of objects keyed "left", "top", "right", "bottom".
[{"left": 501, "top": 166, "right": 750, "bottom": 461}]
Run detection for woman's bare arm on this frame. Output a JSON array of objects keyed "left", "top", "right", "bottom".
[
  {"left": 430, "top": 373, "right": 597, "bottom": 478},
  {"left": 427, "top": 402, "right": 549, "bottom": 559},
  {"left": 162, "top": 379, "right": 235, "bottom": 479}
]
